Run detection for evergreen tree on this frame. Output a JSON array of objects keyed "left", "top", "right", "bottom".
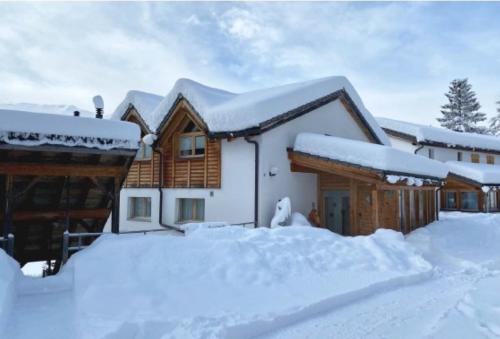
[
  {"left": 437, "top": 78, "right": 487, "bottom": 133},
  {"left": 489, "top": 99, "right": 500, "bottom": 136}
]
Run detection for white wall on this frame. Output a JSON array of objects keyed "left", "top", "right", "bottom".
[
  {"left": 162, "top": 138, "right": 255, "bottom": 226},
  {"left": 388, "top": 136, "right": 418, "bottom": 153},
  {"left": 258, "top": 100, "right": 372, "bottom": 226}
]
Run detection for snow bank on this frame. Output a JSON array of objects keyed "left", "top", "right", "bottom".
[
  {"left": 124, "top": 76, "right": 389, "bottom": 145},
  {"left": 65, "top": 225, "right": 430, "bottom": 338},
  {"left": 110, "top": 90, "right": 163, "bottom": 130},
  {"left": 446, "top": 161, "right": 500, "bottom": 185},
  {"left": 0, "top": 109, "right": 140, "bottom": 150},
  {"left": 0, "top": 250, "right": 20, "bottom": 333},
  {"left": 294, "top": 133, "right": 449, "bottom": 180},
  {"left": 378, "top": 117, "right": 500, "bottom": 153}
]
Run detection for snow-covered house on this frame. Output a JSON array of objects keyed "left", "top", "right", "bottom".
[
  {"left": 377, "top": 117, "right": 500, "bottom": 212},
  {"left": 113, "top": 76, "right": 447, "bottom": 234}
]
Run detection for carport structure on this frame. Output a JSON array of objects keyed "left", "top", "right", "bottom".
[{"left": 0, "top": 109, "right": 140, "bottom": 270}]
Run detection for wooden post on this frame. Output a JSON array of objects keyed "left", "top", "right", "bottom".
[
  {"left": 111, "top": 177, "right": 120, "bottom": 234},
  {"left": 371, "top": 187, "right": 379, "bottom": 230},
  {"left": 399, "top": 189, "right": 404, "bottom": 233}
]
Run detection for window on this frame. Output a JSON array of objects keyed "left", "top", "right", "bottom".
[
  {"left": 179, "top": 134, "right": 205, "bottom": 157},
  {"left": 471, "top": 153, "right": 480, "bottom": 163},
  {"left": 489, "top": 191, "right": 497, "bottom": 210},
  {"left": 460, "top": 192, "right": 478, "bottom": 210},
  {"left": 487, "top": 155, "right": 495, "bottom": 164},
  {"left": 428, "top": 148, "right": 435, "bottom": 159},
  {"left": 457, "top": 152, "right": 463, "bottom": 161},
  {"left": 128, "top": 197, "right": 151, "bottom": 221},
  {"left": 135, "top": 141, "right": 152, "bottom": 160},
  {"left": 178, "top": 198, "right": 205, "bottom": 222},
  {"left": 444, "top": 191, "right": 457, "bottom": 209}
]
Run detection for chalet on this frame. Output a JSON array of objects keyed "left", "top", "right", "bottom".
[
  {"left": 0, "top": 109, "right": 139, "bottom": 268},
  {"left": 377, "top": 117, "right": 500, "bottom": 212},
  {"left": 113, "top": 76, "right": 448, "bottom": 235}
]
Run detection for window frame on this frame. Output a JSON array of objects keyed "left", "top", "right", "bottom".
[
  {"left": 135, "top": 141, "right": 153, "bottom": 161},
  {"left": 177, "top": 198, "right": 205, "bottom": 223},
  {"left": 471, "top": 153, "right": 480, "bottom": 163},
  {"left": 444, "top": 191, "right": 457, "bottom": 210},
  {"left": 178, "top": 132, "right": 206, "bottom": 159},
  {"left": 127, "top": 197, "right": 152, "bottom": 222},
  {"left": 460, "top": 191, "right": 479, "bottom": 211},
  {"left": 487, "top": 155, "right": 495, "bottom": 164},
  {"left": 428, "top": 148, "right": 435, "bottom": 159},
  {"left": 457, "top": 152, "right": 463, "bottom": 161}
]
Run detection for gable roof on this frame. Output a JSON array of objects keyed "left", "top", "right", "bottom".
[
  {"left": 377, "top": 117, "right": 500, "bottom": 154},
  {"left": 293, "top": 133, "right": 448, "bottom": 182},
  {"left": 446, "top": 161, "right": 500, "bottom": 186},
  {"left": 111, "top": 90, "right": 164, "bottom": 132},
  {"left": 113, "top": 77, "right": 390, "bottom": 145}
]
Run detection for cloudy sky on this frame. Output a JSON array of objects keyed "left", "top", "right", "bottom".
[{"left": 1, "top": 2, "right": 499, "bottom": 125}]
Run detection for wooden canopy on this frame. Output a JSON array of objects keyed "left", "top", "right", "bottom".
[{"left": 0, "top": 144, "right": 136, "bottom": 265}]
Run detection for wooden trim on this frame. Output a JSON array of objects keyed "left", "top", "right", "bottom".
[
  {"left": 0, "top": 163, "right": 126, "bottom": 177},
  {"left": 0, "top": 208, "right": 109, "bottom": 221}
]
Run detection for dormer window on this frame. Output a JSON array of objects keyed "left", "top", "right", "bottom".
[
  {"left": 178, "top": 121, "right": 205, "bottom": 158},
  {"left": 135, "top": 141, "right": 152, "bottom": 160}
]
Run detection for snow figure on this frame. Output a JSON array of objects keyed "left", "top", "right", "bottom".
[
  {"left": 437, "top": 79, "right": 487, "bottom": 134},
  {"left": 270, "top": 197, "right": 291, "bottom": 228},
  {"left": 142, "top": 134, "right": 157, "bottom": 146}
]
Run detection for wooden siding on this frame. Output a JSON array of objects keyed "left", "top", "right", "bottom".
[
  {"left": 440, "top": 176, "right": 486, "bottom": 212},
  {"left": 123, "top": 152, "right": 161, "bottom": 188}
]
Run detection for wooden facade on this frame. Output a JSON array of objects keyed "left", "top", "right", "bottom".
[
  {"left": 122, "top": 101, "right": 221, "bottom": 189},
  {"left": 291, "top": 151, "right": 439, "bottom": 235},
  {"left": 440, "top": 174, "right": 499, "bottom": 212}
]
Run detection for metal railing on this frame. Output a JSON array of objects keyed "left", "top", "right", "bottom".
[{"left": 0, "top": 233, "right": 14, "bottom": 257}]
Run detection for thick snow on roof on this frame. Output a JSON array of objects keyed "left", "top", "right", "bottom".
[
  {"left": 0, "top": 103, "right": 93, "bottom": 117},
  {"left": 377, "top": 117, "right": 500, "bottom": 152},
  {"left": 110, "top": 90, "right": 165, "bottom": 130},
  {"left": 0, "top": 109, "right": 140, "bottom": 150},
  {"left": 446, "top": 161, "right": 500, "bottom": 185},
  {"left": 294, "top": 133, "right": 448, "bottom": 180},
  {"left": 141, "top": 77, "right": 389, "bottom": 145}
]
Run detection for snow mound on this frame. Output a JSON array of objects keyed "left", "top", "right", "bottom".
[
  {"left": 0, "top": 109, "right": 140, "bottom": 150},
  {"left": 110, "top": 90, "right": 164, "bottom": 130},
  {"left": 294, "top": 133, "right": 449, "bottom": 180},
  {"left": 446, "top": 161, "right": 500, "bottom": 185},
  {"left": 0, "top": 250, "right": 20, "bottom": 333},
  {"left": 377, "top": 117, "right": 500, "bottom": 153},
  {"left": 65, "top": 226, "right": 431, "bottom": 338}
]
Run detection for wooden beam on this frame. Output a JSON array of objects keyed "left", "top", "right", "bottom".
[
  {"left": 372, "top": 187, "right": 379, "bottom": 230},
  {"left": 0, "top": 163, "right": 127, "bottom": 177},
  {"left": 0, "top": 208, "right": 109, "bottom": 221}
]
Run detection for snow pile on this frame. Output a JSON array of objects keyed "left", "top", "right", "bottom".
[
  {"left": 378, "top": 117, "right": 500, "bottom": 153},
  {"left": 0, "top": 250, "right": 20, "bottom": 333},
  {"left": 446, "top": 161, "right": 500, "bottom": 185},
  {"left": 270, "top": 197, "right": 292, "bottom": 228},
  {"left": 121, "top": 76, "right": 389, "bottom": 145},
  {"left": 0, "top": 109, "right": 140, "bottom": 150},
  {"left": 110, "top": 90, "right": 164, "bottom": 130},
  {"left": 294, "top": 133, "right": 449, "bottom": 180},
  {"left": 0, "top": 103, "right": 93, "bottom": 117},
  {"left": 64, "top": 225, "right": 431, "bottom": 338}
]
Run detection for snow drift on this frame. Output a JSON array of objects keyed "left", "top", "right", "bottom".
[
  {"left": 64, "top": 225, "right": 431, "bottom": 338},
  {"left": 0, "top": 250, "right": 20, "bottom": 333}
]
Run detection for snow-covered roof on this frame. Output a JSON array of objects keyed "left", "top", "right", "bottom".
[
  {"left": 110, "top": 90, "right": 164, "bottom": 131},
  {"left": 0, "top": 103, "right": 93, "bottom": 117},
  {"left": 0, "top": 109, "right": 140, "bottom": 151},
  {"left": 377, "top": 117, "right": 500, "bottom": 153},
  {"left": 446, "top": 161, "right": 500, "bottom": 185},
  {"left": 293, "top": 133, "right": 449, "bottom": 181},
  {"left": 115, "top": 77, "right": 390, "bottom": 145}
]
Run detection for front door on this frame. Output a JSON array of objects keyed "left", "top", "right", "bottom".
[{"left": 324, "top": 191, "right": 350, "bottom": 235}]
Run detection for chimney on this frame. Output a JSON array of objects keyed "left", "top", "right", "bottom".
[
  {"left": 93, "top": 95, "right": 104, "bottom": 119},
  {"left": 73, "top": 110, "right": 80, "bottom": 117}
]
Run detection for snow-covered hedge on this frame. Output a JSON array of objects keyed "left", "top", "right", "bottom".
[
  {"left": 65, "top": 225, "right": 431, "bottom": 338},
  {"left": 0, "top": 250, "right": 20, "bottom": 333}
]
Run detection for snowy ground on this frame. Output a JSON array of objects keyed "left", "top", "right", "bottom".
[{"left": 2, "top": 212, "right": 500, "bottom": 339}]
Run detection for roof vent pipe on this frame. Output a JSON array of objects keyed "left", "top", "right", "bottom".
[
  {"left": 73, "top": 110, "right": 80, "bottom": 117},
  {"left": 93, "top": 95, "right": 104, "bottom": 119}
]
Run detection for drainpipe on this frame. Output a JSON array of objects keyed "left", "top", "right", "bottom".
[
  {"left": 153, "top": 147, "right": 184, "bottom": 234},
  {"left": 414, "top": 143, "right": 424, "bottom": 155},
  {"left": 245, "top": 137, "right": 259, "bottom": 228}
]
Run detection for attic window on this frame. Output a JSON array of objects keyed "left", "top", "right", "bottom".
[{"left": 179, "top": 133, "right": 205, "bottom": 158}]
